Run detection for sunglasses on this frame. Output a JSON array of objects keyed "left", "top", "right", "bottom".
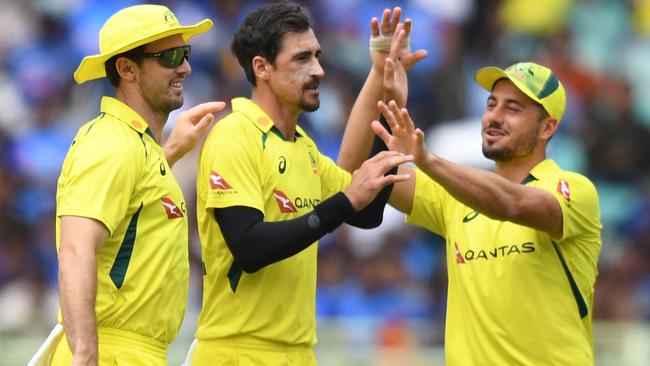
[{"left": 131, "top": 45, "right": 191, "bottom": 69}]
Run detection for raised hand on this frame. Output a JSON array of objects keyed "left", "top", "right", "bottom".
[
  {"left": 369, "top": 8, "right": 427, "bottom": 107},
  {"left": 343, "top": 150, "right": 413, "bottom": 211},
  {"left": 370, "top": 8, "right": 427, "bottom": 72},
  {"left": 371, "top": 100, "right": 429, "bottom": 167},
  {"left": 163, "top": 101, "right": 226, "bottom": 166}
]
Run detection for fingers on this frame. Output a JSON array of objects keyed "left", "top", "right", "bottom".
[
  {"left": 382, "top": 172, "right": 412, "bottom": 184},
  {"left": 371, "top": 120, "right": 391, "bottom": 145},
  {"left": 370, "top": 17, "right": 380, "bottom": 37},
  {"left": 392, "top": 101, "right": 415, "bottom": 135},
  {"left": 375, "top": 150, "right": 414, "bottom": 172},
  {"left": 379, "top": 7, "right": 402, "bottom": 36},
  {"left": 383, "top": 57, "right": 395, "bottom": 86},
  {"left": 389, "top": 24, "right": 405, "bottom": 60},
  {"left": 403, "top": 18, "right": 412, "bottom": 36},
  {"left": 389, "top": 7, "right": 402, "bottom": 34},
  {"left": 185, "top": 101, "right": 226, "bottom": 123},
  {"left": 380, "top": 9, "right": 391, "bottom": 35},
  {"left": 195, "top": 113, "right": 215, "bottom": 132},
  {"left": 377, "top": 100, "right": 399, "bottom": 132},
  {"left": 415, "top": 128, "right": 426, "bottom": 146}
]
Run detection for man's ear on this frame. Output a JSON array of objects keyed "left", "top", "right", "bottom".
[
  {"left": 115, "top": 57, "right": 139, "bottom": 83},
  {"left": 540, "top": 117, "right": 559, "bottom": 141},
  {"left": 252, "top": 56, "right": 270, "bottom": 82}
]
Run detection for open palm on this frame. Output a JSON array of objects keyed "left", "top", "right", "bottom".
[{"left": 372, "top": 101, "right": 429, "bottom": 167}]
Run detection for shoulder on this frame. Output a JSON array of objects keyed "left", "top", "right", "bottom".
[
  {"left": 544, "top": 167, "right": 598, "bottom": 200},
  {"left": 202, "top": 111, "right": 262, "bottom": 161},
  {"left": 208, "top": 111, "right": 256, "bottom": 140},
  {"left": 77, "top": 114, "right": 143, "bottom": 147}
]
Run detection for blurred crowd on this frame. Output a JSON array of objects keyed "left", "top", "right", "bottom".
[{"left": 0, "top": 0, "right": 649, "bottom": 349}]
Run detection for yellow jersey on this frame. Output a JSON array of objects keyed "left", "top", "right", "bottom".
[
  {"left": 407, "top": 159, "right": 602, "bottom": 365},
  {"left": 196, "top": 97, "right": 350, "bottom": 346},
  {"left": 56, "top": 96, "right": 189, "bottom": 344}
]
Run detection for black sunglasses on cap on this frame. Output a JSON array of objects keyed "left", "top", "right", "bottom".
[{"left": 131, "top": 45, "right": 191, "bottom": 69}]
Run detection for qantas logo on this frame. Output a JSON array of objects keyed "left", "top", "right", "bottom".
[
  {"left": 453, "top": 242, "right": 535, "bottom": 263},
  {"left": 209, "top": 171, "right": 232, "bottom": 190},
  {"left": 273, "top": 190, "right": 297, "bottom": 213},
  {"left": 454, "top": 243, "right": 467, "bottom": 264},
  {"left": 161, "top": 197, "right": 184, "bottom": 219},
  {"left": 557, "top": 179, "right": 570, "bottom": 202}
]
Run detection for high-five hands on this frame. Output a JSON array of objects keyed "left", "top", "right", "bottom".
[
  {"left": 372, "top": 100, "right": 429, "bottom": 167},
  {"left": 370, "top": 8, "right": 427, "bottom": 72},
  {"left": 369, "top": 7, "right": 427, "bottom": 107},
  {"left": 343, "top": 150, "right": 413, "bottom": 211}
]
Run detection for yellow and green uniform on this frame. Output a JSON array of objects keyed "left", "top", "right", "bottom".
[
  {"left": 52, "top": 97, "right": 189, "bottom": 364},
  {"left": 407, "top": 159, "right": 601, "bottom": 365},
  {"left": 193, "top": 98, "right": 350, "bottom": 362}
]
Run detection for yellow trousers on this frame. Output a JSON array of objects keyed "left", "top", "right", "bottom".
[
  {"left": 188, "top": 336, "right": 317, "bottom": 366},
  {"left": 50, "top": 327, "right": 168, "bottom": 365}
]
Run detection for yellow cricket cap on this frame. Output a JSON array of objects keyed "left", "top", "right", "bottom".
[
  {"left": 474, "top": 62, "right": 566, "bottom": 123},
  {"left": 73, "top": 4, "right": 213, "bottom": 84}
]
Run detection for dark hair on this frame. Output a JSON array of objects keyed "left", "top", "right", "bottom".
[
  {"left": 104, "top": 45, "right": 145, "bottom": 87},
  {"left": 231, "top": 1, "right": 313, "bottom": 86}
]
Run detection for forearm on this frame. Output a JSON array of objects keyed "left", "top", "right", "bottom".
[
  {"left": 338, "top": 67, "right": 383, "bottom": 171},
  {"left": 346, "top": 121, "right": 397, "bottom": 228},
  {"left": 420, "top": 153, "right": 523, "bottom": 220},
  {"left": 215, "top": 193, "right": 356, "bottom": 273},
  {"left": 58, "top": 245, "right": 98, "bottom": 363}
]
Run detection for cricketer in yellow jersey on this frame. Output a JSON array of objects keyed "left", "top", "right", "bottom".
[
  {"left": 28, "top": 5, "right": 225, "bottom": 366},
  {"left": 340, "top": 53, "right": 602, "bottom": 364},
  {"left": 187, "top": 3, "right": 418, "bottom": 366}
]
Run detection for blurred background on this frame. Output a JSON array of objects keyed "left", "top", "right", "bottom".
[{"left": 0, "top": 0, "right": 649, "bottom": 364}]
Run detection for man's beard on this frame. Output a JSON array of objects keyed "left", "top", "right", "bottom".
[
  {"left": 299, "top": 95, "right": 320, "bottom": 112},
  {"left": 482, "top": 126, "right": 539, "bottom": 162}
]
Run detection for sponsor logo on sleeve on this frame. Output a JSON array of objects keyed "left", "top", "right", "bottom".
[
  {"left": 209, "top": 171, "right": 233, "bottom": 190},
  {"left": 557, "top": 179, "right": 571, "bottom": 202}
]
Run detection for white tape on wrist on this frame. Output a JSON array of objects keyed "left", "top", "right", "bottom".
[{"left": 369, "top": 34, "right": 410, "bottom": 52}]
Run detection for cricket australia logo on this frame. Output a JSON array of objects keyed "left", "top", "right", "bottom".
[
  {"left": 161, "top": 197, "right": 184, "bottom": 219},
  {"left": 209, "top": 171, "right": 232, "bottom": 190},
  {"left": 273, "top": 190, "right": 297, "bottom": 213}
]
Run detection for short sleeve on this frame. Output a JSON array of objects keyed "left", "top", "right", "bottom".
[
  {"left": 536, "top": 174, "right": 601, "bottom": 242},
  {"left": 200, "top": 118, "right": 265, "bottom": 212},
  {"left": 406, "top": 169, "right": 450, "bottom": 236},
  {"left": 316, "top": 150, "right": 351, "bottom": 200},
  {"left": 57, "top": 126, "right": 142, "bottom": 234}
]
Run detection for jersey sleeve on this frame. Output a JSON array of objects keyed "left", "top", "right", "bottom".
[
  {"left": 201, "top": 117, "right": 265, "bottom": 212},
  {"left": 536, "top": 173, "right": 601, "bottom": 242},
  {"left": 406, "top": 169, "right": 449, "bottom": 236},
  {"left": 315, "top": 149, "right": 351, "bottom": 200},
  {"left": 57, "top": 124, "right": 142, "bottom": 235}
]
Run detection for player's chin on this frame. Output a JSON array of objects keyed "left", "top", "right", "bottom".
[{"left": 300, "top": 98, "right": 320, "bottom": 112}]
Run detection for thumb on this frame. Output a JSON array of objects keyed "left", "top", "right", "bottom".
[{"left": 371, "top": 120, "right": 391, "bottom": 146}]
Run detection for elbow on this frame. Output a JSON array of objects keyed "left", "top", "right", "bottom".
[
  {"left": 487, "top": 200, "right": 522, "bottom": 222},
  {"left": 229, "top": 250, "right": 264, "bottom": 274},
  {"left": 240, "top": 261, "right": 263, "bottom": 274},
  {"left": 58, "top": 241, "right": 91, "bottom": 269},
  {"left": 353, "top": 216, "right": 383, "bottom": 229}
]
